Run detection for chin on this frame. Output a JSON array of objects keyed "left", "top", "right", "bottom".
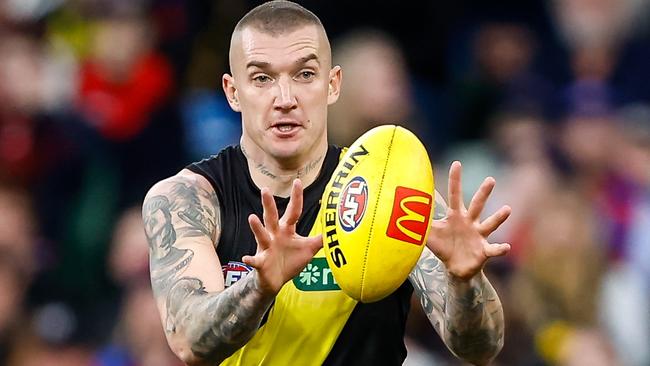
[
  {"left": 268, "top": 141, "right": 305, "bottom": 160},
  {"left": 260, "top": 127, "right": 324, "bottom": 161}
]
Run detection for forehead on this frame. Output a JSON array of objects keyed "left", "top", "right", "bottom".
[{"left": 232, "top": 25, "right": 328, "bottom": 68}]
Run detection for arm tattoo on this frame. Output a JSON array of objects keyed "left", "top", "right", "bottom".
[
  {"left": 409, "top": 252, "right": 447, "bottom": 333},
  {"left": 143, "top": 177, "right": 218, "bottom": 296},
  {"left": 168, "top": 272, "right": 273, "bottom": 362},
  {"left": 410, "top": 251, "right": 505, "bottom": 365},
  {"left": 143, "top": 176, "right": 273, "bottom": 364},
  {"left": 445, "top": 275, "right": 503, "bottom": 362}
]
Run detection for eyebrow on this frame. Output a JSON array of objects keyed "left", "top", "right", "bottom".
[
  {"left": 246, "top": 60, "right": 271, "bottom": 69},
  {"left": 295, "top": 53, "right": 320, "bottom": 66},
  {"left": 245, "top": 53, "right": 320, "bottom": 70}
]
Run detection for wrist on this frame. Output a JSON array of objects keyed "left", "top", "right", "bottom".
[
  {"left": 251, "top": 270, "right": 282, "bottom": 297},
  {"left": 447, "top": 270, "right": 483, "bottom": 292}
]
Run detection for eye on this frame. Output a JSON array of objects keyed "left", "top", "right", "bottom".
[
  {"left": 253, "top": 75, "right": 272, "bottom": 84},
  {"left": 297, "top": 71, "right": 315, "bottom": 81}
]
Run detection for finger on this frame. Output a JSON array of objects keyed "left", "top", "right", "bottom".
[
  {"left": 467, "top": 177, "right": 496, "bottom": 220},
  {"left": 484, "top": 242, "right": 511, "bottom": 258},
  {"left": 448, "top": 161, "right": 463, "bottom": 211},
  {"left": 479, "top": 205, "right": 512, "bottom": 236},
  {"left": 248, "top": 214, "right": 272, "bottom": 250},
  {"left": 281, "top": 179, "right": 303, "bottom": 226},
  {"left": 242, "top": 254, "right": 263, "bottom": 269},
  {"left": 261, "top": 187, "right": 279, "bottom": 232}
]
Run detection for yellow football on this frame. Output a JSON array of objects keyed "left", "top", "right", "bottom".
[{"left": 321, "top": 125, "right": 434, "bottom": 303}]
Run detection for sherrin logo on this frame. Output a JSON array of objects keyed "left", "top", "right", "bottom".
[
  {"left": 221, "top": 261, "right": 252, "bottom": 287},
  {"left": 386, "top": 186, "right": 432, "bottom": 245},
  {"left": 323, "top": 144, "right": 369, "bottom": 268},
  {"left": 338, "top": 176, "right": 368, "bottom": 232}
]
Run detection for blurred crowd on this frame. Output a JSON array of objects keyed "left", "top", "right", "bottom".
[{"left": 0, "top": 0, "right": 648, "bottom": 365}]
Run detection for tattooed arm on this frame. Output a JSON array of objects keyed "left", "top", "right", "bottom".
[
  {"left": 143, "top": 170, "right": 274, "bottom": 366},
  {"left": 409, "top": 162, "right": 511, "bottom": 365},
  {"left": 409, "top": 248, "right": 505, "bottom": 365}
]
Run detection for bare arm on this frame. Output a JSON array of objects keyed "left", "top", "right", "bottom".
[
  {"left": 144, "top": 172, "right": 321, "bottom": 365},
  {"left": 409, "top": 248, "right": 504, "bottom": 365},
  {"left": 409, "top": 162, "right": 510, "bottom": 365},
  {"left": 143, "top": 170, "right": 274, "bottom": 365}
]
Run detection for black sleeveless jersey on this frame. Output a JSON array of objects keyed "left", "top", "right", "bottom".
[{"left": 186, "top": 145, "right": 413, "bottom": 366}]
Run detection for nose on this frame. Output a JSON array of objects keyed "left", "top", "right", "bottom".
[{"left": 273, "top": 77, "right": 297, "bottom": 111}]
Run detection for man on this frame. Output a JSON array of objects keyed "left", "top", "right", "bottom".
[{"left": 142, "top": 1, "right": 512, "bottom": 365}]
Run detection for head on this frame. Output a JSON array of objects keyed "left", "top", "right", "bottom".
[
  {"left": 474, "top": 23, "right": 534, "bottom": 83},
  {"left": 91, "top": 14, "right": 153, "bottom": 82},
  {"left": 551, "top": 0, "right": 642, "bottom": 49},
  {"left": 328, "top": 29, "right": 412, "bottom": 146},
  {"left": 222, "top": 1, "right": 341, "bottom": 165},
  {"left": 110, "top": 207, "right": 150, "bottom": 286},
  {"left": 0, "top": 33, "right": 43, "bottom": 113},
  {"left": 560, "top": 82, "right": 617, "bottom": 175},
  {"left": 490, "top": 111, "right": 548, "bottom": 164}
]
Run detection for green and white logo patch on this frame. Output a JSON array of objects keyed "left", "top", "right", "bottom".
[{"left": 293, "top": 257, "right": 340, "bottom": 291}]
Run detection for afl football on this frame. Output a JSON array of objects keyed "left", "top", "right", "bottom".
[{"left": 321, "top": 125, "right": 434, "bottom": 303}]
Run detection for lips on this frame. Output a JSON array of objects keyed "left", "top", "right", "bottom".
[
  {"left": 270, "top": 120, "right": 302, "bottom": 138},
  {"left": 270, "top": 120, "right": 301, "bottom": 128}
]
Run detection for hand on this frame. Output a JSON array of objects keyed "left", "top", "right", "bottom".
[
  {"left": 243, "top": 179, "right": 323, "bottom": 295},
  {"left": 426, "top": 161, "right": 511, "bottom": 280}
]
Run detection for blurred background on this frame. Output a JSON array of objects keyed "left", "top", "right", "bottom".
[{"left": 0, "top": 0, "right": 648, "bottom": 365}]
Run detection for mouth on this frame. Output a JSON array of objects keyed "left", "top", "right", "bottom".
[
  {"left": 276, "top": 125, "right": 296, "bottom": 132},
  {"left": 269, "top": 121, "right": 303, "bottom": 136}
]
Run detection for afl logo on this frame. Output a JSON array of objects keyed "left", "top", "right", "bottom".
[
  {"left": 338, "top": 176, "right": 368, "bottom": 232},
  {"left": 222, "top": 261, "right": 252, "bottom": 288}
]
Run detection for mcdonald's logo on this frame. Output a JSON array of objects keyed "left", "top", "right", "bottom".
[{"left": 386, "top": 186, "right": 432, "bottom": 245}]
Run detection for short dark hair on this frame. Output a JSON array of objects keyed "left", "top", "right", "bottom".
[{"left": 234, "top": 1, "right": 324, "bottom": 36}]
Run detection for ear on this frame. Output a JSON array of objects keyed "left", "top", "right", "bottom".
[
  {"left": 222, "top": 73, "right": 241, "bottom": 112},
  {"left": 327, "top": 65, "right": 342, "bottom": 106}
]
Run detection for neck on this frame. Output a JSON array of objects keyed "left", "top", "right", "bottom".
[{"left": 241, "top": 140, "right": 327, "bottom": 198}]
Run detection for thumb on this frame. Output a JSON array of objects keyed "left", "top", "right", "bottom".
[
  {"left": 243, "top": 254, "right": 263, "bottom": 269},
  {"left": 484, "top": 243, "right": 511, "bottom": 258}
]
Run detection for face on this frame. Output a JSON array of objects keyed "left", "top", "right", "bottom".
[{"left": 224, "top": 25, "right": 341, "bottom": 161}]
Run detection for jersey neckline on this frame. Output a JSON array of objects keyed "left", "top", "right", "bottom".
[{"left": 234, "top": 144, "right": 340, "bottom": 203}]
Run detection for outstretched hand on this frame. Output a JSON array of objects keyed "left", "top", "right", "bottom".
[
  {"left": 427, "top": 161, "right": 511, "bottom": 281},
  {"left": 243, "top": 179, "right": 323, "bottom": 295}
]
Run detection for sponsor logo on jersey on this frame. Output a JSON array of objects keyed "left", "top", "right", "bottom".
[
  {"left": 338, "top": 176, "right": 368, "bottom": 232},
  {"left": 293, "top": 257, "right": 340, "bottom": 291},
  {"left": 323, "top": 144, "right": 369, "bottom": 268},
  {"left": 386, "top": 186, "right": 432, "bottom": 245},
  {"left": 221, "top": 261, "right": 252, "bottom": 287}
]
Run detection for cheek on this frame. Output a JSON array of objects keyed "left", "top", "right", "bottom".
[
  {"left": 300, "top": 83, "right": 330, "bottom": 111},
  {"left": 241, "top": 86, "right": 267, "bottom": 102},
  {"left": 239, "top": 92, "right": 271, "bottom": 126}
]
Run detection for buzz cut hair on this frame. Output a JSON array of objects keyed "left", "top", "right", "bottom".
[{"left": 233, "top": 0, "right": 324, "bottom": 37}]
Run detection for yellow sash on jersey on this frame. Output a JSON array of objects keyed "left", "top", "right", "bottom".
[{"left": 221, "top": 150, "right": 358, "bottom": 366}]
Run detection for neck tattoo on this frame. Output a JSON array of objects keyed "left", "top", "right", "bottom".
[{"left": 241, "top": 146, "right": 324, "bottom": 181}]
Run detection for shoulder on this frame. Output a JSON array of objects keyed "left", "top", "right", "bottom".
[
  {"left": 145, "top": 169, "right": 216, "bottom": 200},
  {"left": 143, "top": 169, "right": 221, "bottom": 243},
  {"left": 187, "top": 145, "right": 241, "bottom": 170}
]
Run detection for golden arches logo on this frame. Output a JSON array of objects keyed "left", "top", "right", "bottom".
[
  {"left": 386, "top": 186, "right": 433, "bottom": 245},
  {"left": 396, "top": 195, "right": 431, "bottom": 242}
]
